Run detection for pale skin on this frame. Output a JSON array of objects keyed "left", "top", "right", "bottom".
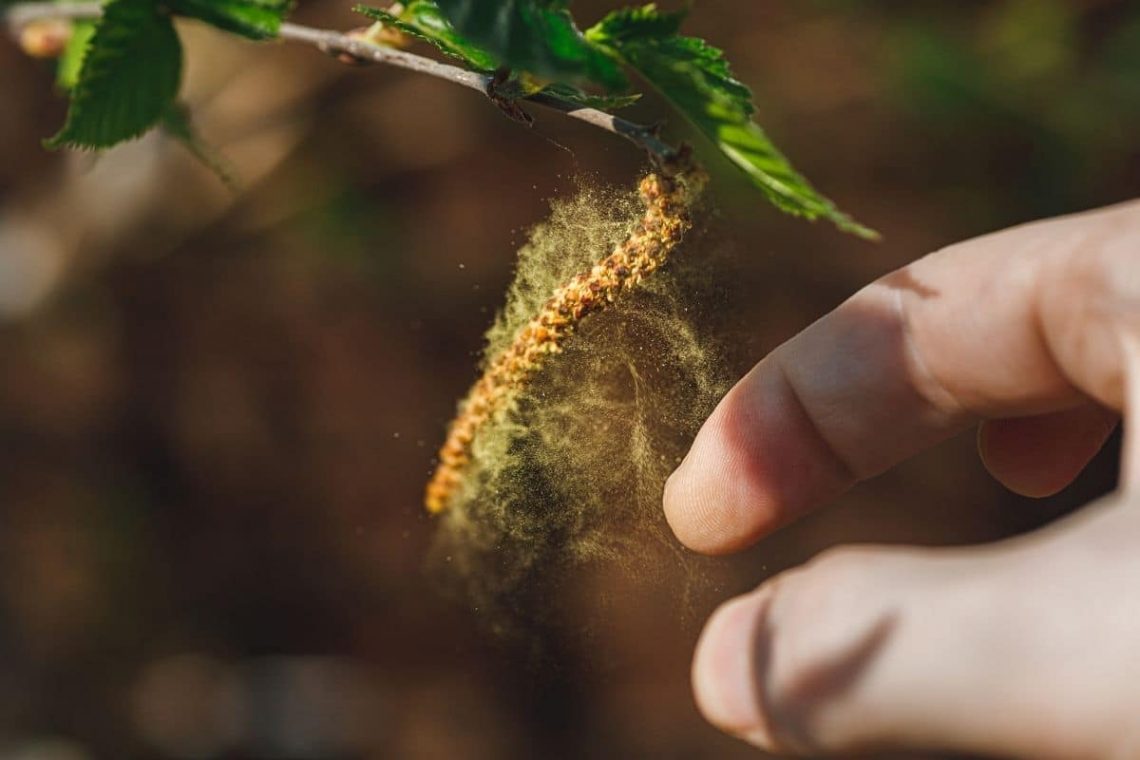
[{"left": 664, "top": 199, "right": 1140, "bottom": 758}]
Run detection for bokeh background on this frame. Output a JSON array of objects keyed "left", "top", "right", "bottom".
[{"left": 1, "top": 0, "right": 1137, "bottom": 757}]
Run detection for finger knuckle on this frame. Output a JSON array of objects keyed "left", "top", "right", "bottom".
[{"left": 757, "top": 547, "right": 904, "bottom": 752}]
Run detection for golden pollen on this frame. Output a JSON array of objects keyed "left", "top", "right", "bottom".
[{"left": 425, "top": 159, "right": 707, "bottom": 514}]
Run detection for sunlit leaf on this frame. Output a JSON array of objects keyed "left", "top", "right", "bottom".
[
  {"left": 435, "top": 0, "right": 627, "bottom": 89},
  {"left": 56, "top": 19, "right": 96, "bottom": 90},
  {"left": 356, "top": 1, "right": 498, "bottom": 70},
  {"left": 588, "top": 4, "right": 875, "bottom": 238}
]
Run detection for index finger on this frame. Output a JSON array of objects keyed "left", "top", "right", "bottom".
[{"left": 665, "top": 200, "right": 1140, "bottom": 555}]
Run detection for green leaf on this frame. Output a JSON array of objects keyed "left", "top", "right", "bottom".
[
  {"left": 583, "top": 3, "right": 685, "bottom": 44},
  {"left": 167, "top": 0, "right": 292, "bottom": 40},
  {"left": 56, "top": 19, "right": 96, "bottom": 91},
  {"left": 588, "top": 4, "right": 875, "bottom": 238},
  {"left": 434, "top": 0, "right": 628, "bottom": 89},
  {"left": 46, "top": 0, "right": 183, "bottom": 150},
  {"left": 355, "top": 1, "right": 498, "bottom": 70},
  {"left": 356, "top": 2, "right": 638, "bottom": 111}
]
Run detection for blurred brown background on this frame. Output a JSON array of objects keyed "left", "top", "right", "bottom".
[{"left": 1, "top": 0, "right": 1137, "bottom": 757}]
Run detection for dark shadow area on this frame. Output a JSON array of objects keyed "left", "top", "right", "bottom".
[{"left": 751, "top": 599, "right": 898, "bottom": 754}]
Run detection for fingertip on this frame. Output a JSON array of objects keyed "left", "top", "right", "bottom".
[
  {"left": 978, "top": 407, "right": 1118, "bottom": 498},
  {"left": 978, "top": 421, "right": 1058, "bottom": 498},
  {"left": 692, "top": 590, "right": 777, "bottom": 748},
  {"left": 664, "top": 361, "right": 856, "bottom": 555},
  {"left": 664, "top": 399, "right": 782, "bottom": 555}
]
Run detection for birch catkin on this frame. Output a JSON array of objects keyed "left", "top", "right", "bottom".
[{"left": 426, "top": 160, "right": 707, "bottom": 514}]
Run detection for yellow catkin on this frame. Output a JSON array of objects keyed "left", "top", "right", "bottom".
[{"left": 426, "top": 158, "right": 707, "bottom": 514}]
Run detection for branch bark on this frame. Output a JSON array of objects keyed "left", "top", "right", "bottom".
[{"left": 3, "top": 1, "right": 678, "bottom": 162}]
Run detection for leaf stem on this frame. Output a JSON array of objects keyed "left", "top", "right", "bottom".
[{"left": 3, "top": 1, "right": 678, "bottom": 162}]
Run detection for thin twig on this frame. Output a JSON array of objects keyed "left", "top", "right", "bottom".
[
  {"left": 3, "top": 1, "right": 677, "bottom": 161},
  {"left": 5, "top": 1, "right": 100, "bottom": 29}
]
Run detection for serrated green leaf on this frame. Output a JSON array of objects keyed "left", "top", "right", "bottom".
[
  {"left": 589, "top": 4, "right": 875, "bottom": 238},
  {"left": 355, "top": 2, "right": 498, "bottom": 70},
  {"left": 56, "top": 19, "right": 96, "bottom": 91},
  {"left": 46, "top": 0, "right": 182, "bottom": 150},
  {"left": 356, "top": 2, "right": 638, "bottom": 111},
  {"left": 583, "top": 3, "right": 685, "bottom": 44},
  {"left": 435, "top": 0, "right": 628, "bottom": 89},
  {"left": 166, "top": 0, "right": 291, "bottom": 40}
]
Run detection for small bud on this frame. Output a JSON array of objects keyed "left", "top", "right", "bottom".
[
  {"left": 19, "top": 19, "right": 73, "bottom": 60},
  {"left": 350, "top": 21, "right": 412, "bottom": 51}
]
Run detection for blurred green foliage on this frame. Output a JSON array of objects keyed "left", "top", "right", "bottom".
[{"left": 876, "top": 0, "right": 1140, "bottom": 222}]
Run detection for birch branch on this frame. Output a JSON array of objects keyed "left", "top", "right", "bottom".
[{"left": 3, "top": 1, "right": 678, "bottom": 162}]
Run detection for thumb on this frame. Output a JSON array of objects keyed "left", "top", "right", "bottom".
[{"left": 690, "top": 541, "right": 1115, "bottom": 759}]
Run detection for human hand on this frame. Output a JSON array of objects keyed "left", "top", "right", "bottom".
[{"left": 664, "top": 200, "right": 1140, "bottom": 758}]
